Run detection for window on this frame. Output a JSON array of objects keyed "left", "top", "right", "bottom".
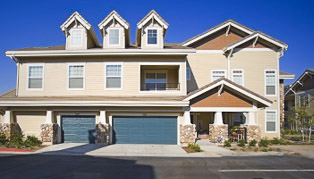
[
  {"left": 211, "top": 70, "right": 226, "bottom": 82},
  {"left": 70, "top": 29, "right": 83, "bottom": 47},
  {"left": 28, "top": 65, "right": 43, "bottom": 89},
  {"left": 145, "top": 72, "right": 167, "bottom": 90},
  {"left": 266, "top": 111, "right": 277, "bottom": 132},
  {"left": 105, "top": 64, "right": 122, "bottom": 89},
  {"left": 265, "top": 70, "right": 276, "bottom": 96},
  {"left": 232, "top": 69, "right": 243, "bottom": 86},
  {"left": 299, "top": 93, "right": 310, "bottom": 107},
  {"left": 147, "top": 29, "right": 157, "bottom": 45},
  {"left": 108, "top": 29, "right": 120, "bottom": 45},
  {"left": 186, "top": 67, "right": 191, "bottom": 80},
  {"left": 68, "top": 65, "right": 84, "bottom": 89}
]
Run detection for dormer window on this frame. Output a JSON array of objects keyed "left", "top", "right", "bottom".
[
  {"left": 108, "top": 29, "right": 120, "bottom": 46},
  {"left": 147, "top": 29, "right": 157, "bottom": 45},
  {"left": 70, "top": 29, "right": 83, "bottom": 47}
]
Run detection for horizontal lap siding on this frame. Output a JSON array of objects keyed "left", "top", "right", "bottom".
[{"left": 15, "top": 112, "right": 46, "bottom": 137}]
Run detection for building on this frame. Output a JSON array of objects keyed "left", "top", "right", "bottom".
[{"left": 0, "top": 10, "right": 292, "bottom": 145}]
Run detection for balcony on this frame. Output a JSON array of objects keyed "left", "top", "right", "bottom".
[{"left": 140, "top": 65, "right": 180, "bottom": 92}]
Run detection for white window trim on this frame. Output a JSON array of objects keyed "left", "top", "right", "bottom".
[
  {"left": 265, "top": 110, "right": 277, "bottom": 133},
  {"left": 146, "top": 28, "right": 159, "bottom": 46},
  {"left": 264, "top": 69, "right": 277, "bottom": 97},
  {"left": 27, "top": 64, "right": 44, "bottom": 91},
  {"left": 70, "top": 29, "right": 84, "bottom": 47},
  {"left": 107, "top": 28, "right": 121, "bottom": 46},
  {"left": 186, "top": 67, "right": 191, "bottom": 81},
  {"left": 104, "top": 62, "right": 123, "bottom": 90},
  {"left": 231, "top": 69, "right": 244, "bottom": 86},
  {"left": 211, "top": 70, "right": 226, "bottom": 82},
  {"left": 67, "top": 63, "right": 85, "bottom": 90}
]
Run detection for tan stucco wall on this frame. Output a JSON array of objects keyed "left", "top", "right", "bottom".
[
  {"left": 18, "top": 56, "right": 186, "bottom": 97},
  {"left": 14, "top": 111, "right": 46, "bottom": 137}
]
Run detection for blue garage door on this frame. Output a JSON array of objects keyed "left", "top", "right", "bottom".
[
  {"left": 61, "top": 116, "right": 96, "bottom": 143},
  {"left": 113, "top": 116, "right": 177, "bottom": 144}
]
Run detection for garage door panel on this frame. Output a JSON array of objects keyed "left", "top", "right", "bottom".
[{"left": 113, "top": 116, "right": 177, "bottom": 144}]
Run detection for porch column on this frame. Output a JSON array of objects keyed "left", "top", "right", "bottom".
[
  {"left": 183, "top": 109, "right": 191, "bottom": 125},
  {"left": 180, "top": 108, "right": 196, "bottom": 144},
  {"left": 45, "top": 110, "right": 53, "bottom": 124},
  {"left": 242, "top": 110, "right": 261, "bottom": 142},
  {"left": 3, "top": 110, "right": 12, "bottom": 123},
  {"left": 96, "top": 110, "right": 110, "bottom": 144},
  {"left": 41, "top": 110, "right": 57, "bottom": 145},
  {"left": 213, "top": 111, "right": 224, "bottom": 126},
  {"left": 100, "top": 110, "right": 106, "bottom": 124},
  {"left": 0, "top": 110, "right": 17, "bottom": 139},
  {"left": 246, "top": 111, "right": 256, "bottom": 125}
]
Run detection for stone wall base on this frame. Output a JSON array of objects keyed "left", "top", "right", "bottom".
[
  {"left": 180, "top": 124, "right": 196, "bottom": 144},
  {"left": 209, "top": 124, "right": 228, "bottom": 143},
  {"left": 242, "top": 125, "right": 261, "bottom": 142},
  {"left": 0, "top": 123, "right": 19, "bottom": 139},
  {"left": 40, "top": 123, "right": 58, "bottom": 145},
  {"left": 95, "top": 123, "right": 110, "bottom": 144}
]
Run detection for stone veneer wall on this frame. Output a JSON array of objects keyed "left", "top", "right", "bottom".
[
  {"left": 95, "top": 123, "right": 110, "bottom": 144},
  {"left": 208, "top": 124, "right": 228, "bottom": 143},
  {"left": 40, "top": 123, "right": 58, "bottom": 145},
  {"left": 180, "top": 124, "right": 196, "bottom": 144},
  {"left": 0, "top": 123, "right": 19, "bottom": 139},
  {"left": 244, "top": 125, "right": 261, "bottom": 142}
]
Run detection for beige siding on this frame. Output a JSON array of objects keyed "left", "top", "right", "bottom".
[
  {"left": 15, "top": 112, "right": 46, "bottom": 137},
  {"left": 18, "top": 56, "right": 186, "bottom": 96}
]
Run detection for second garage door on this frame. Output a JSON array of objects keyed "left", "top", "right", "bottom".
[{"left": 113, "top": 116, "right": 177, "bottom": 144}]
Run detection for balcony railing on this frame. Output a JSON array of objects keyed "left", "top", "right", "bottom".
[{"left": 141, "top": 83, "right": 180, "bottom": 91}]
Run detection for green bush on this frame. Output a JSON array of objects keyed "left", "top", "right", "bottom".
[
  {"left": 237, "top": 139, "right": 245, "bottom": 147},
  {"left": 188, "top": 143, "right": 201, "bottom": 152},
  {"left": 249, "top": 139, "right": 257, "bottom": 147},
  {"left": 0, "top": 132, "right": 7, "bottom": 145},
  {"left": 23, "top": 136, "right": 42, "bottom": 147},
  {"left": 224, "top": 140, "right": 231, "bottom": 147},
  {"left": 8, "top": 131, "right": 24, "bottom": 148},
  {"left": 271, "top": 137, "right": 280, "bottom": 145},
  {"left": 258, "top": 138, "right": 270, "bottom": 147}
]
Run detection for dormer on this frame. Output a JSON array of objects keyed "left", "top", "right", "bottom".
[
  {"left": 98, "top": 10, "right": 130, "bottom": 49},
  {"left": 136, "top": 10, "right": 169, "bottom": 49},
  {"left": 60, "top": 11, "right": 99, "bottom": 50}
]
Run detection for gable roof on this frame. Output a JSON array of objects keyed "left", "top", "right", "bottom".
[
  {"left": 223, "top": 31, "right": 288, "bottom": 52},
  {"left": 98, "top": 10, "right": 130, "bottom": 31},
  {"left": 60, "top": 11, "right": 99, "bottom": 46},
  {"left": 182, "top": 19, "right": 254, "bottom": 46},
  {"left": 137, "top": 10, "right": 169, "bottom": 29},
  {"left": 285, "top": 69, "right": 314, "bottom": 96},
  {"left": 184, "top": 78, "right": 272, "bottom": 107}
]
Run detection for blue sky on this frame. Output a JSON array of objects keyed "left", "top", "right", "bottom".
[{"left": 0, "top": 0, "right": 313, "bottom": 93}]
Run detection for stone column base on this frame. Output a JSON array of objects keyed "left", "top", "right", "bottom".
[
  {"left": 242, "top": 125, "right": 261, "bottom": 142},
  {"left": 0, "top": 123, "right": 19, "bottom": 139},
  {"left": 209, "top": 124, "right": 228, "bottom": 143},
  {"left": 95, "top": 123, "right": 110, "bottom": 145},
  {"left": 40, "top": 123, "right": 58, "bottom": 145},
  {"left": 180, "top": 124, "right": 196, "bottom": 144}
]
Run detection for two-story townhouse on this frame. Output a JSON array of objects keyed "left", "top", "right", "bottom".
[
  {"left": 284, "top": 69, "right": 314, "bottom": 129},
  {"left": 0, "top": 10, "right": 292, "bottom": 145}
]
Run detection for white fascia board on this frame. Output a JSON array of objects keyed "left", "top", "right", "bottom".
[
  {"left": 98, "top": 14, "right": 129, "bottom": 30},
  {"left": 137, "top": 14, "right": 168, "bottom": 29},
  {"left": 279, "top": 74, "right": 295, "bottom": 80},
  {"left": 182, "top": 22, "right": 254, "bottom": 46},
  {"left": 190, "top": 107, "right": 257, "bottom": 112},
  {"left": 5, "top": 49, "right": 195, "bottom": 57},
  {"left": 184, "top": 80, "right": 271, "bottom": 107},
  {"left": 61, "top": 14, "right": 91, "bottom": 31},
  {"left": 0, "top": 100, "right": 189, "bottom": 107}
]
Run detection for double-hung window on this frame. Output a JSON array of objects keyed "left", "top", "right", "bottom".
[
  {"left": 232, "top": 69, "right": 244, "bottom": 86},
  {"left": 105, "top": 64, "right": 122, "bottom": 89},
  {"left": 266, "top": 111, "right": 277, "bottom": 132},
  {"left": 211, "top": 70, "right": 226, "bottom": 82},
  {"left": 265, "top": 70, "right": 276, "bottom": 96},
  {"left": 28, "top": 65, "right": 44, "bottom": 89},
  {"left": 68, "top": 65, "right": 85, "bottom": 89},
  {"left": 70, "top": 29, "right": 83, "bottom": 47},
  {"left": 108, "top": 29, "right": 120, "bottom": 45},
  {"left": 147, "top": 29, "right": 157, "bottom": 45}
]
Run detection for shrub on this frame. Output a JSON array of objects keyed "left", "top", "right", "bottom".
[
  {"left": 271, "top": 137, "right": 280, "bottom": 145},
  {"left": 258, "top": 138, "right": 270, "bottom": 148},
  {"left": 249, "top": 139, "right": 257, "bottom": 147},
  {"left": 8, "top": 131, "right": 24, "bottom": 148},
  {"left": 188, "top": 143, "right": 201, "bottom": 152},
  {"left": 23, "top": 136, "right": 42, "bottom": 147},
  {"left": 238, "top": 139, "right": 245, "bottom": 147},
  {"left": 224, "top": 140, "right": 231, "bottom": 147},
  {"left": 0, "top": 132, "right": 7, "bottom": 145},
  {"left": 261, "top": 148, "right": 268, "bottom": 152}
]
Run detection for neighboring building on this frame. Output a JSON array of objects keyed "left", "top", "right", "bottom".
[
  {"left": 0, "top": 10, "right": 292, "bottom": 145},
  {"left": 284, "top": 69, "right": 314, "bottom": 129}
]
